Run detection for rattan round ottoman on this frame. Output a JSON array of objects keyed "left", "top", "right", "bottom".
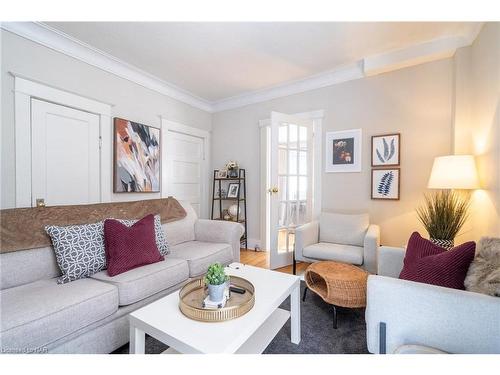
[{"left": 303, "top": 261, "right": 369, "bottom": 329}]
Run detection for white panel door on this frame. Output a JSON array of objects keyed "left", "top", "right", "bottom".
[
  {"left": 165, "top": 131, "right": 204, "bottom": 216},
  {"left": 269, "top": 112, "right": 314, "bottom": 269},
  {"left": 31, "top": 99, "right": 101, "bottom": 207}
]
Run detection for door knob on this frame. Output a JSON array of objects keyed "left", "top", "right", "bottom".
[{"left": 268, "top": 187, "right": 279, "bottom": 194}]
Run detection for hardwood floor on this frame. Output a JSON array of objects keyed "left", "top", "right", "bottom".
[{"left": 239, "top": 249, "right": 310, "bottom": 274}]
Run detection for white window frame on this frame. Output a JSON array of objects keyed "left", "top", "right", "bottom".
[
  {"left": 12, "top": 73, "right": 112, "bottom": 208},
  {"left": 160, "top": 118, "right": 211, "bottom": 219}
]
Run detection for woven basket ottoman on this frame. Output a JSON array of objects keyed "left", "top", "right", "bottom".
[{"left": 303, "top": 261, "right": 369, "bottom": 329}]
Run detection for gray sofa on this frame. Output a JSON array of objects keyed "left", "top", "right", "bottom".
[
  {"left": 366, "top": 246, "right": 500, "bottom": 354},
  {"left": 0, "top": 201, "right": 243, "bottom": 354}
]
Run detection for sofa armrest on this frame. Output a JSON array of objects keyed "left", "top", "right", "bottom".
[
  {"left": 366, "top": 275, "right": 500, "bottom": 354},
  {"left": 363, "top": 224, "right": 380, "bottom": 274},
  {"left": 294, "top": 221, "right": 319, "bottom": 262},
  {"left": 377, "top": 246, "right": 405, "bottom": 277},
  {"left": 194, "top": 219, "right": 244, "bottom": 262}
]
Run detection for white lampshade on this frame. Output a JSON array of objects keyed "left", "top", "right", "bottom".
[{"left": 427, "top": 155, "right": 480, "bottom": 189}]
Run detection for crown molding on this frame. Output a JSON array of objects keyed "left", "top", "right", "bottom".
[
  {"left": 1, "top": 22, "right": 484, "bottom": 113},
  {"left": 1, "top": 22, "right": 213, "bottom": 113}
]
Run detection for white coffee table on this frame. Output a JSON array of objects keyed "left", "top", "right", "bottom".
[{"left": 129, "top": 263, "right": 301, "bottom": 354}]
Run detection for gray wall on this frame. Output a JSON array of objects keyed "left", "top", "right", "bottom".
[
  {"left": 212, "top": 59, "right": 454, "bottom": 247},
  {"left": 1, "top": 30, "right": 212, "bottom": 209}
]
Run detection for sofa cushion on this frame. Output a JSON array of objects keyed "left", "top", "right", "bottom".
[
  {"left": 319, "top": 212, "right": 369, "bottom": 247},
  {"left": 114, "top": 215, "right": 170, "bottom": 256},
  {"left": 45, "top": 221, "right": 106, "bottom": 284},
  {"left": 162, "top": 201, "right": 197, "bottom": 246},
  {"left": 0, "top": 278, "right": 118, "bottom": 351},
  {"left": 399, "top": 232, "right": 476, "bottom": 290},
  {"left": 91, "top": 258, "right": 189, "bottom": 305},
  {"left": 104, "top": 215, "right": 164, "bottom": 277},
  {"left": 169, "top": 241, "right": 233, "bottom": 277},
  {"left": 303, "top": 242, "right": 364, "bottom": 265}
]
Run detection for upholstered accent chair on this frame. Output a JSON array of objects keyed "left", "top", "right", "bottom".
[{"left": 294, "top": 212, "right": 380, "bottom": 274}]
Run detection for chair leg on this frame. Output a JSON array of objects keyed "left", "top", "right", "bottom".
[
  {"left": 302, "top": 286, "right": 308, "bottom": 302},
  {"left": 332, "top": 305, "right": 338, "bottom": 329}
]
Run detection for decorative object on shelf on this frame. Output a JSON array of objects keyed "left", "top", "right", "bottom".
[
  {"left": 113, "top": 118, "right": 160, "bottom": 193},
  {"left": 217, "top": 169, "right": 228, "bottom": 179},
  {"left": 325, "top": 129, "right": 362, "bottom": 173},
  {"left": 418, "top": 155, "right": 479, "bottom": 249},
  {"left": 371, "top": 133, "right": 400, "bottom": 166},
  {"left": 227, "top": 183, "right": 240, "bottom": 198},
  {"left": 179, "top": 276, "right": 255, "bottom": 322},
  {"left": 371, "top": 168, "right": 400, "bottom": 200},
  {"left": 204, "top": 263, "right": 229, "bottom": 303},
  {"left": 228, "top": 204, "right": 240, "bottom": 219},
  {"left": 226, "top": 160, "right": 239, "bottom": 178},
  {"left": 211, "top": 169, "right": 247, "bottom": 248}
]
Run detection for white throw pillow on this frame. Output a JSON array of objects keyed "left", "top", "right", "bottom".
[{"left": 319, "top": 212, "right": 369, "bottom": 247}]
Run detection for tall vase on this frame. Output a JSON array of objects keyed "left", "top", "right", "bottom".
[{"left": 430, "top": 238, "right": 454, "bottom": 250}]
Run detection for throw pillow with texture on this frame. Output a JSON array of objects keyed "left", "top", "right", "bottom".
[
  {"left": 399, "top": 232, "right": 475, "bottom": 290},
  {"left": 464, "top": 237, "right": 500, "bottom": 297},
  {"left": 45, "top": 221, "right": 105, "bottom": 284},
  {"left": 114, "top": 214, "right": 169, "bottom": 256},
  {"left": 104, "top": 214, "right": 164, "bottom": 277}
]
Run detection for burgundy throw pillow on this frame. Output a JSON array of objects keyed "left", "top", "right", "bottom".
[
  {"left": 104, "top": 214, "right": 164, "bottom": 277},
  {"left": 399, "top": 232, "right": 475, "bottom": 290}
]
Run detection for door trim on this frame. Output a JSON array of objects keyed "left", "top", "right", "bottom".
[
  {"left": 13, "top": 74, "right": 112, "bottom": 208},
  {"left": 160, "top": 118, "right": 211, "bottom": 219},
  {"left": 259, "top": 110, "right": 323, "bottom": 252}
]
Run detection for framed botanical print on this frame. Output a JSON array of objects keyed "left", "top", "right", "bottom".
[
  {"left": 371, "top": 168, "right": 400, "bottom": 200},
  {"left": 325, "top": 129, "right": 362, "bottom": 173},
  {"left": 371, "top": 133, "right": 400, "bottom": 167},
  {"left": 113, "top": 118, "right": 160, "bottom": 193}
]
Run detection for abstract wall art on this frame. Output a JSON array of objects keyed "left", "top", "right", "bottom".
[
  {"left": 371, "top": 168, "right": 400, "bottom": 200},
  {"left": 325, "top": 129, "right": 362, "bottom": 173},
  {"left": 371, "top": 133, "right": 400, "bottom": 166},
  {"left": 113, "top": 118, "right": 160, "bottom": 193}
]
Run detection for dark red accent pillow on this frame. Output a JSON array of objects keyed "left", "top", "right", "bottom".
[
  {"left": 399, "top": 232, "right": 475, "bottom": 290},
  {"left": 104, "top": 214, "right": 164, "bottom": 277}
]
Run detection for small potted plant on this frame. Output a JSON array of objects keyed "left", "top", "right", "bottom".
[{"left": 204, "top": 263, "right": 229, "bottom": 302}]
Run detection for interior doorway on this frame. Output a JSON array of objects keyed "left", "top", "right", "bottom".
[{"left": 260, "top": 110, "right": 323, "bottom": 269}]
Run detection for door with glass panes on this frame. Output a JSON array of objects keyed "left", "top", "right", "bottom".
[{"left": 269, "top": 112, "right": 314, "bottom": 269}]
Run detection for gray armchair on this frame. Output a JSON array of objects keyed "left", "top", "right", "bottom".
[{"left": 294, "top": 212, "right": 380, "bottom": 274}]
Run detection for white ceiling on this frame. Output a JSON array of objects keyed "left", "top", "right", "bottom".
[{"left": 44, "top": 22, "right": 480, "bottom": 103}]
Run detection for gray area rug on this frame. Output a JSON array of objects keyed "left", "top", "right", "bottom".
[{"left": 112, "top": 281, "right": 368, "bottom": 354}]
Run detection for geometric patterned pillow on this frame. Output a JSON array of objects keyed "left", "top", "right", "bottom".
[
  {"left": 114, "top": 215, "right": 170, "bottom": 256},
  {"left": 45, "top": 221, "right": 106, "bottom": 284}
]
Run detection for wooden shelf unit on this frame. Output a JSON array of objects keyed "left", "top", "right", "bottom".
[{"left": 211, "top": 169, "right": 248, "bottom": 248}]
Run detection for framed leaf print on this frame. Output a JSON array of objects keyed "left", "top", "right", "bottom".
[
  {"left": 371, "top": 168, "right": 400, "bottom": 200},
  {"left": 371, "top": 133, "right": 400, "bottom": 166}
]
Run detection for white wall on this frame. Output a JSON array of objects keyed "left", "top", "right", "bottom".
[
  {"left": 1, "top": 30, "right": 212, "bottom": 209},
  {"left": 453, "top": 22, "right": 500, "bottom": 240},
  {"left": 212, "top": 59, "right": 454, "bottom": 247}
]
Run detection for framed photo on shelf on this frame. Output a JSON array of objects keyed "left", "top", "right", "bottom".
[
  {"left": 371, "top": 133, "right": 400, "bottom": 166},
  {"left": 227, "top": 183, "right": 240, "bottom": 198},
  {"left": 217, "top": 169, "right": 228, "bottom": 178},
  {"left": 325, "top": 129, "right": 362, "bottom": 173},
  {"left": 371, "top": 168, "right": 400, "bottom": 200}
]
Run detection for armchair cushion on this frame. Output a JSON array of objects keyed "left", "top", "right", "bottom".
[
  {"left": 319, "top": 212, "right": 369, "bottom": 247},
  {"left": 303, "top": 242, "right": 363, "bottom": 265}
]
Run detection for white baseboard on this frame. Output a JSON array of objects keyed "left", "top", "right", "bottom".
[{"left": 244, "top": 237, "right": 262, "bottom": 251}]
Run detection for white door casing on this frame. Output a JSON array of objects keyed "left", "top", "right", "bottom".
[
  {"left": 31, "top": 99, "right": 101, "bottom": 206},
  {"left": 13, "top": 74, "right": 112, "bottom": 208},
  {"left": 161, "top": 119, "right": 210, "bottom": 219}
]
